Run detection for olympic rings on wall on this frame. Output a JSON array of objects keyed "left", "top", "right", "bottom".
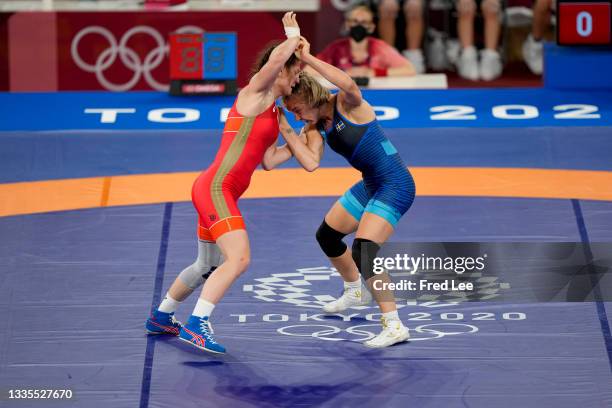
[{"left": 71, "top": 25, "right": 204, "bottom": 91}]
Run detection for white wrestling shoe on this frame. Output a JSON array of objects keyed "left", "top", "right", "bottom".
[
  {"left": 364, "top": 317, "right": 410, "bottom": 348},
  {"left": 323, "top": 286, "right": 372, "bottom": 313}
]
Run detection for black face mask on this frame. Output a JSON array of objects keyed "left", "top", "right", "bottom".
[{"left": 349, "top": 25, "right": 369, "bottom": 43}]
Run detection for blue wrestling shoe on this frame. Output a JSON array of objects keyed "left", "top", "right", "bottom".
[
  {"left": 145, "top": 310, "right": 182, "bottom": 335},
  {"left": 178, "top": 315, "right": 226, "bottom": 354}
]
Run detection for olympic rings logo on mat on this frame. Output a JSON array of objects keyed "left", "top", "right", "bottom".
[
  {"left": 277, "top": 323, "right": 479, "bottom": 342},
  {"left": 243, "top": 266, "right": 382, "bottom": 310},
  {"left": 243, "top": 266, "right": 509, "bottom": 308},
  {"left": 71, "top": 25, "right": 204, "bottom": 91}
]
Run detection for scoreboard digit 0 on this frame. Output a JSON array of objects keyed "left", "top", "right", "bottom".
[{"left": 557, "top": 0, "right": 612, "bottom": 45}]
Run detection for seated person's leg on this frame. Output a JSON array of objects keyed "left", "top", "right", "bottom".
[
  {"left": 378, "top": 0, "right": 401, "bottom": 46},
  {"left": 479, "top": 0, "right": 503, "bottom": 80},
  {"left": 522, "top": 0, "right": 552, "bottom": 74},
  {"left": 456, "top": 0, "right": 479, "bottom": 80},
  {"left": 402, "top": 0, "right": 426, "bottom": 73}
]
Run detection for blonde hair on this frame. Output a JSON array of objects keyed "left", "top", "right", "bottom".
[{"left": 283, "top": 72, "right": 330, "bottom": 109}]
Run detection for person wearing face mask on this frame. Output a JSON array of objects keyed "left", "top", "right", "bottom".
[{"left": 315, "top": 4, "right": 415, "bottom": 78}]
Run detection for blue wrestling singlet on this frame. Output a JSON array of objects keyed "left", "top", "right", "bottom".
[{"left": 318, "top": 98, "right": 416, "bottom": 226}]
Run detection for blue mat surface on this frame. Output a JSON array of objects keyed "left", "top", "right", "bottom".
[
  {"left": 1, "top": 126, "right": 612, "bottom": 183},
  {"left": 1, "top": 197, "right": 611, "bottom": 407},
  {"left": 1, "top": 88, "right": 612, "bottom": 407}
]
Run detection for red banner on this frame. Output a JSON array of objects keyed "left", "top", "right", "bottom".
[{"left": 57, "top": 11, "right": 315, "bottom": 91}]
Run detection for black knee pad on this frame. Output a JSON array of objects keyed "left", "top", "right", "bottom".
[
  {"left": 315, "top": 221, "right": 348, "bottom": 258},
  {"left": 352, "top": 238, "right": 381, "bottom": 281}
]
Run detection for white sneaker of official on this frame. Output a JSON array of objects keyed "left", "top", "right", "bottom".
[
  {"left": 322, "top": 285, "right": 373, "bottom": 313},
  {"left": 522, "top": 34, "right": 543, "bottom": 75},
  {"left": 402, "top": 49, "right": 426, "bottom": 74},
  {"left": 457, "top": 46, "right": 479, "bottom": 81},
  {"left": 479, "top": 49, "right": 503, "bottom": 81},
  {"left": 364, "top": 317, "right": 410, "bottom": 348}
]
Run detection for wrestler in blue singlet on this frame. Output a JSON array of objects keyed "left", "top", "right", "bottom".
[{"left": 318, "top": 98, "right": 416, "bottom": 226}]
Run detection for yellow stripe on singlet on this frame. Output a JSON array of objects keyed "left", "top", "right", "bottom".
[{"left": 210, "top": 116, "right": 255, "bottom": 219}]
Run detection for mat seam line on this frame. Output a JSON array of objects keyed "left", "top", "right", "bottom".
[
  {"left": 139, "top": 202, "right": 173, "bottom": 408},
  {"left": 100, "top": 176, "right": 112, "bottom": 207},
  {"left": 571, "top": 198, "right": 612, "bottom": 374}
]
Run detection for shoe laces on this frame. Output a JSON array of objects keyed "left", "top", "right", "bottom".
[
  {"left": 342, "top": 286, "right": 360, "bottom": 298},
  {"left": 380, "top": 317, "right": 400, "bottom": 334},
  {"left": 199, "top": 319, "right": 218, "bottom": 345}
]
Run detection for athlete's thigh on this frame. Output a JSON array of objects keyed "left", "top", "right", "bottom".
[
  {"left": 214, "top": 229, "right": 250, "bottom": 262},
  {"left": 324, "top": 201, "right": 360, "bottom": 235},
  {"left": 326, "top": 180, "right": 370, "bottom": 234},
  {"left": 355, "top": 211, "right": 395, "bottom": 244},
  {"left": 357, "top": 186, "right": 402, "bottom": 244}
]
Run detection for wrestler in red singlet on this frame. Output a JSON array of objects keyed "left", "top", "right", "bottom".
[
  {"left": 145, "top": 12, "right": 302, "bottom": 355},
  {"left": 192, "top": 101, "right": 279, "bottom": 242}
]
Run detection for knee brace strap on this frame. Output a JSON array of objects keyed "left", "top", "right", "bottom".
[
  {"left": 178, "top": 241, "right": 222, "bottom": 289},
  {"left": 352, "top": 238, "right": 381, "bottom": 281},
  {"left": 316, "top": 221, "right": 348, "bottom": 258}
]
